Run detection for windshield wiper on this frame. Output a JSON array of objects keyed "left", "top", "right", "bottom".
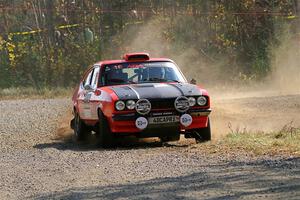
[
  {"left": 109, "top": 78, "right": 125, "bottom": 83},
  {"left": 127, "top": 80, "right": 137, "bottom": 84},
  {"left": 145, "top": 78, "right": 181, "bottom": 83},
  {"left": 166, "top": 79, "right": 181, "bottom": 83}
]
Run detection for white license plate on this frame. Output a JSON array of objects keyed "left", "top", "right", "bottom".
[{"left": 148, "top": 115, "right": 179, "bottom": 124}]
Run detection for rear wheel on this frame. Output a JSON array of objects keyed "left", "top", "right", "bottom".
[
  {"left": 192, "top": 118, "right": 211, "bottom": 143},
  {"left": 73, "top": 112, "right": 89, "bottom": 142},
  {"left": 97, "top": 110, "right": 115, "bottom": 148}
]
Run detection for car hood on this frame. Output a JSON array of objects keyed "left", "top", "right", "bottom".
[{"left": 109, "top": 83, "right": 203, "bottom": 100}]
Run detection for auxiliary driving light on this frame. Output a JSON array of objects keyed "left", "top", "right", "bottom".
[{"left": 115, "top": 100, "right": 125, "bottom": 111}]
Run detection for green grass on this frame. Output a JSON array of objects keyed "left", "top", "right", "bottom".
[
  {"left": 0, "top": 87, "right": 72, "bottom": 100},
  {"left": 220, "top": 125, "right": 300, "bottom": 156},
  {"left": 195, "top": 123, "right": 300, "bottom": 156}
]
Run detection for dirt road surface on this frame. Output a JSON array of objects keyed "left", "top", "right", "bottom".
[{"left": 0, "top": 92, "right": 299, "bottom": 199}]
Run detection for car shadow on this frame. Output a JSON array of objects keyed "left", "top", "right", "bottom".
[
  {"left": 33, "top": 134, "right": 190, "bottom": 151},
  {"left": 32, "top": 157, "right": 300, "bottom": 200}
]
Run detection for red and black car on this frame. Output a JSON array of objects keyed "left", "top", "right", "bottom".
[{"left": 71, "top": 53, "right": 211, "bottom": 147}]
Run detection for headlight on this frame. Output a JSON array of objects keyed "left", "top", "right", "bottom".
[
  {"left": 115, "top": 100, "right": 125, "bottom": 111},
  {"left": 197, "top": 96, "right": 207, "bottom": 106},
  {"left": 126, "top": 100, "right": 136, "bottom": 110},
  {"left": 188, "top": 97, "right": 196, "bottom": 106}
]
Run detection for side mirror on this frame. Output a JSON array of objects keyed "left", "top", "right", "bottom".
[
  {"left": 94, "top": 89, "right": 101, "bottom": 96},
  {"left": 84, "top": 84, "right": 93, "bottom": 91},
  {"left": 190, "top": 78, "right": 197, "bottom": 85}
]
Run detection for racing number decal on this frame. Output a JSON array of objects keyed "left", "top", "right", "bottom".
[
  {"left": 180, "top": 114, "right": 193, "bottom": 127},
  {"left": 135, "top": 117, "right": 148, "bottom": 130},
  {"left": 81, "top": 92, "right": 93, "bottom": 118},
  {"left": 84, "top": 92, "right": 92, "bottom": 103}
]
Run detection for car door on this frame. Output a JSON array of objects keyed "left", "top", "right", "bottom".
[
  {"left": 87, "top": 66, "right": 101, "bottom": 120},
  {"left": 78, "top": 68, "right": 94, "bottom": 119}
]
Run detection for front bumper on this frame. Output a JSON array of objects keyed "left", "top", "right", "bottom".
[{"left": 109, "top": 109, "right": 211, "bottom": 134}]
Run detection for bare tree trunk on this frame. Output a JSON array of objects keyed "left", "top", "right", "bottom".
[
  {"left": 45, "top": 0, "right": 55, "bottom": 86},
  {"left": 294, "top": 0, "right": 299, "bottom": 14},
  {"left": 46, "top": 0, "right": 55, "bottom": 46}
]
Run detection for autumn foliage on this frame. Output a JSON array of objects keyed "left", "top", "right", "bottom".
[{"left": 0, "top": 0, "right": 298, "bottom": 88}]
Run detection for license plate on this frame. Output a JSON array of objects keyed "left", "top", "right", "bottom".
[{"left": 148, "top": 115, "right": 179, "bottom": 124}]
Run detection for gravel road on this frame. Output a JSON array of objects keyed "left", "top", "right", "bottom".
[{"left": 0, "top": 94, "right": 300, "bottom": 199}]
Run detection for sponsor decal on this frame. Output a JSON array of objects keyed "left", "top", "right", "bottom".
[
  {"left": 127, "top": 64, "right": 144, "bottom": 68},
  {"left": 135, "top": 117, "right": 148, "bottom": 130},
  {"left": 180, "top": 114, "right": 193, "bottom": 127}
]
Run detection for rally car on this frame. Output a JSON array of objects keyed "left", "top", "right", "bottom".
[{"left": 71, "top": 53, "right": 211, "bottom": 147}]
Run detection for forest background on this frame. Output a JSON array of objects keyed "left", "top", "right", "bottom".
[{"left": 0, "top": 0, "right": 299, "bottom": 90}]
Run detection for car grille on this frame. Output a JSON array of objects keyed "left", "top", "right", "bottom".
[{"left": 150, "top": 98, "right": 176, "bottom": 110}]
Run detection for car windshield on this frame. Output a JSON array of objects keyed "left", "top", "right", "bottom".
[{"left": 100, "top": 61, "right": 186, "bottom": 86}]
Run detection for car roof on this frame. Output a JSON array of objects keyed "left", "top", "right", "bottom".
[{"left": 94, "top": 58, "right": 175, "bottom": 66}]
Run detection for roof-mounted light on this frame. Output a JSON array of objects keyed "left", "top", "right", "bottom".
[{"left": 123, "top": 52, "right": 150, "bottom": 61}]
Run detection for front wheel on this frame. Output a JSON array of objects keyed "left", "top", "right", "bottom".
[
  {"left": 192, "top": 118, "right": 211, "bottom": 143},
  {"left": 97, "top": 110, "right": 115, "bottom": 148}
]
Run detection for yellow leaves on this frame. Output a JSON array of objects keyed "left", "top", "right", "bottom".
[
  {"left": 18, "top": 42, "right": 26, "bottom": 47},
  {"left": 0, "top": 36, "right": 5, "bottom": 51},
  {"left": 0, "top": 22, "right": 88, "bottom": 68},
  {"left": 6, "top": 42, "right": 15, "bottom": 52},
  {"left": 8, "top": 34, "right": 13, "bottom": 41},
  {"left": 0, "top": 36, "right": 25, "bottom": 67},
  {"left": 243, "top": 0, "right": 255, "bottom": 9},
  {"left": 50, "top": 56, "right": 55, "bottom": 63},
  {"left": 238, "top": 72, "right": 256, "bottom": 81},
  {"left": 216, "top": 34, "right": 236, "bottom": 49},
  {"left": 0, "top": 34, "right": 17, "bottom": 67},
  {"left": 7, "top": 42, "right": 16, "bottom": 67},
  {"left": 8, "top": 52, "right": 15, "bottom": 62}
]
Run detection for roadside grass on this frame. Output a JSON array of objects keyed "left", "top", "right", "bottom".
[
  {"left": 211, "top": 123, "right": 300, "bottom": 156},
  {"left": 0, "top": 87, "right": 72, "bottom": 100}
]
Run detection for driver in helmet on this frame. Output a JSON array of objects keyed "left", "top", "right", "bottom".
[{"left": 148, "top": 67, "right": 165, "bottom": 79}]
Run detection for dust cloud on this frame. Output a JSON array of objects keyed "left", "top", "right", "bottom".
[
  {"left": 117, "top": 17, "right": 169, "bottom": 57},
  {"left": 113, "top": 17, "right": 223, "bottom": 86},
  {"left": 56, "top": 17, "right": 300, "bottom": 142},
  {"left": 211, "top": 27, "right": 300, "bottom": 138},
  {"left": 54, "top": 111, "right": 73, "bottom": 141},
  {"left": 267, "top": 29, "right": 300, "bottom": 95}
]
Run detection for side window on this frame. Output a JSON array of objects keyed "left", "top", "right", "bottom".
[
  {"left": 83, "top": 69, "right": 94, "bottom": 87},
  {"left": 91, "top": 66, "right": 100, "bottom": 89}
]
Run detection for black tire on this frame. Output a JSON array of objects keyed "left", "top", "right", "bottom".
[
  {"left": 97, "top": 110, "right": 115, "bottom": 148},
  {"left": 193, "top": 118, "right": 211, "bottom": 143},
  {"left": 73, "top": 112, "right": 89, "bottom": 142},
  {"left": 160, "top": 134, "right": 180, "bottom": 143}
]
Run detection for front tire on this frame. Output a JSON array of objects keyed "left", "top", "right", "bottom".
[
  {"left": 97, "top": 110, "right": 115, "bottom": 148},
  {"left": 73, "top": 112, "right": 89, "bottom": 142},
  {"left": 193, "top": 118, "right": 211, "bottom": 143}
]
